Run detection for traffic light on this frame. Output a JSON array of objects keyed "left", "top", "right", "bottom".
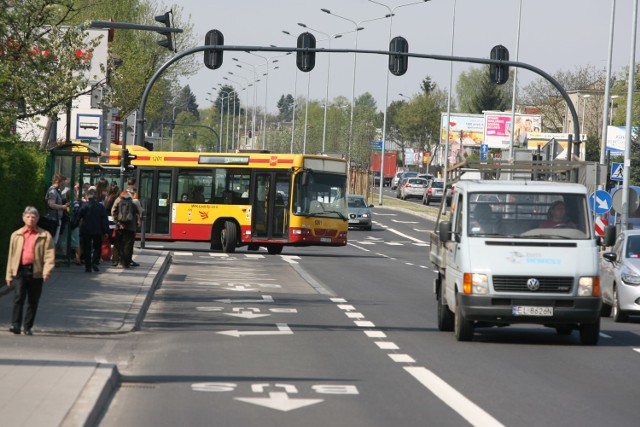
[
  {"left": 489, "top": 45, "right": 509, "bottom": 85},
  {"left": 389, "top": 36, "right": 409, "bottom": 76},
  {"left": 204, "top": 30, "right": 224, "bottom": 70},
  {"left": 121, "top": 149, "right": 138, "bottom": 172},
  {"left": 143, "top": 140, "right": 154, "bottom": 151},
  {"left": 296, "top": 32, "right": 316, "bottom": 72},
  {"left": 155, "top": 11, "right": 174, "bottom": 52}
]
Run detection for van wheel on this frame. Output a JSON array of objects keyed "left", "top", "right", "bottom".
[
  {"left": 454, "top": 293, "right": 474, "bottom": 341},
  {"left": 612, "top": 285, "right": 629, "bottom": 323},
  {"left": 579, "top": 318, "right": 600, "bottom": 345},
  {"left": 221, "top": 221, "right": 237, "bottom": 253},
  {"left": 437, "top": 282, "right": 454, "bottom": 332}
]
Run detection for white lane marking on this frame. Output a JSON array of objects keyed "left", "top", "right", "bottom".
[
  {"left": 374, "top": 213, "right": 397, "bottom": 216},
  {"left": 375, "top": 342, "right": 399, "bottom": 350},
  {"left": 386, "top": 227, "right": 427, "bottom": 244},
  {"left": 389, "top": 354, "right": 415, "bottom": 363},
  {"left": 385, "top": 242, "right": 403, "bottom": 246},
  {"left": 217, "top": 323, "right": 293, "bottom": 337},
  {"left": 209, "top": 253, "right": 230, "bottom": 257},
  {"left": 634, "top": 348, "right": 640, "bottom": 354},
  {"left": 281, "top": 255, "right": 300, "bottom": 264},
  {"left": 413, "top": 243, "right": 430, "bottom": 247},
  {"left": 173, "top": 252, "right": 193, "bottom": 256},
  {"left": 405, "top": 262, "right": 414, "bottom": 266},
  {"left": 364, "top": 330, "right": 387, "bottom": 338},
  {"left": 348, "top": 243, "right": 371, "bottom": 252},
  {"left": 145, "top": 244, "right": 165, "bottom": 249},
  {"left": 405, "top": 367, "right": 505, "bottom": 427},
  {"left": 346, "top": 312, "right": 365, "bottom": 319},
  {"left": 354, "top": 320, "right": 375, "bottom": 328},
  {"left": 392, "top": 219, "right": 419, "bottom": 224},
  {"left": 599, "top": 332, "right": 612, "bottom": 339},
  {"left": 244, "top": 254, "right": 265, "bottom": 259},
  {"left": 215, "top": 295, "right": 274, "bottom": 304},
  {"left": 355, "top": 241, "right": 377, "bottom": 245},
  {"left": 331, "top": 298, "right": 347, "bottom": 303},
  {"left": 337, "top": 304, "right": 355, "bottom": 311},
  {"left": 413, "top": 228, "right": 431, "bottom": 232}
]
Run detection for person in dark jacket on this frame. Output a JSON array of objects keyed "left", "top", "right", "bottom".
[{"left": 77, "top": 189, "right": 110, "bottom": 272}]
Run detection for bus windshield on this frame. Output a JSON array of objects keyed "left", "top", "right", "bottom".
[{"left": 293, "top": 172, "right": 347, "bottom": 220}]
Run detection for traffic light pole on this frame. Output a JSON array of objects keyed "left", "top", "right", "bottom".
[{"left": 135, "top": 44, "right": 582, "bottom": 174}]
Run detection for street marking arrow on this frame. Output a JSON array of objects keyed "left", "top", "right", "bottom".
[
  {"left": 235, "top": 392, "right": 323, "bottom": 412},
  {"left": 224, "top": 307, "right": 271, "bottom": 319},
  {"left": 215, "top": 295, "right": 274, "bottom": 304},
  {"left": 217, "top": 323, "right": 293, "bottom": 337}
]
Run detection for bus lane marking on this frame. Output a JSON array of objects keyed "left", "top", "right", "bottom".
[
  {"left": 217, "top": 323, "right": 293, "bottom": 337},
  {"left": 215, "top": 295, "right": 274, "bottom": 304}
]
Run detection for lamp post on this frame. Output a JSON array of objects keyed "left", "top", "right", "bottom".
[
  {"left": 609, "top": 95, "right": 620, "bottom": 125},
  {"left": 321, "top": 9, "right": 392, "bottom": 164},
  {"left": 398, "top": 93, "right": 410, "bottom": 101},
  {"left": 600, "top": 0, "right": 617, "bottom": 165},
  {"left": 368, "top": 0, "right": 431, "bottom": 205},
  {"left": 232, "top": 58, "right": 259, "bottom": 146},
  {"left": 219, "top": 86, "right": 234, "bottom": 152},
  {"left": 248, "top": 52, "right": 292, "bottom": 149}
]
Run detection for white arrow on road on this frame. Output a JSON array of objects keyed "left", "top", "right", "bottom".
[
  {"left": 217, "top": 323, "right": 293, "bottom": 337},
  {"left": 235, "top": 392, "right": 323, "bottom": 412},
  {"left": 215, "top": 295, "right": 274, "bottom": 304},
  {"left": 224, "top": 307, "right": 271, "bottom": 319}
]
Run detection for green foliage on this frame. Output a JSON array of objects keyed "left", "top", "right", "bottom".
[
  {"left": 457, "top": 66, "right": 511, "bottom": 113},
  {"left": 0, "top": 142, "right": 47, "bottom": 280}
]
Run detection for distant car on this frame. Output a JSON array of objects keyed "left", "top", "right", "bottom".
[
  {"left": 400, "top": 177, "right": 429, "bottom": 200},
  {"left": 422, "top": 179, "right": 452, "bottom": 206},
  {"left": 396, "top": 177, "right": 408, "bottom": 198},
  {"left": 391, "top": 171, "right": 418, "bottom": 190},
  {"left": 418, "top": 173, "right": 434, "bottom": 183},
  {"left": 600, "top": 229, "right": 640, "bottom": 322},
  {"left": 347, "top": 194, "right": 373, "bottom": 231}
]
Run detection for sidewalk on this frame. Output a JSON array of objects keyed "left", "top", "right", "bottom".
[{"left": 0, "top": 248, "right": 172, "bottom": 427}]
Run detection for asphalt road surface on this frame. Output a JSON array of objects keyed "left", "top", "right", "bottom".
[{"left": 97, "top": 207, "right": 640, "bottom": 427}]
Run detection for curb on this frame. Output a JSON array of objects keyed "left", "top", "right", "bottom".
[
  {"left": 130, "top": 251, "right": 172, "bottom": 331},
  {"left": 61, "top": 363, "right": 121, "bottom": 427}
]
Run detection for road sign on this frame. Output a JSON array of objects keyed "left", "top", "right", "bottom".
[
  {"left": 612, "top": 187, "right": 640, "bottom": 213},
  {"left": 370, "top": 140, "right": 382, "bottom": 151},
  {"left": 480, "top": 144, "right": 488, "bottom": 161},
  {"left": 594, "top": 217, "right": 607, "bottom": 236},
  {"left": 610, "top": 162, "right": 624, "bottom": 181},
  {"left": 589, "top": 190, "right": 612, "bottom": 214}
]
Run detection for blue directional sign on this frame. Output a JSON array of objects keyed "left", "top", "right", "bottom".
[
  {"left": 610, "top": 162, "right": 624, "bottom": 181},
  {"left": 370, "top": 140, "right": 382, "bottom": 151},
  {"left": 589, "top": 190, "right": 612, "bottom": 214},
  {"left": 480, "top": 144, "right": 489, "bottom": 161}
]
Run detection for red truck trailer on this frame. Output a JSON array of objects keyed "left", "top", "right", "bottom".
[{"left": 370, "top": 152, "right": 397, "bottom": 187}]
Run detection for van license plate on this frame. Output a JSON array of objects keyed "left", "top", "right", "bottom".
[{"left": 512, "top": 306, "right": 553, "bottom": 316}]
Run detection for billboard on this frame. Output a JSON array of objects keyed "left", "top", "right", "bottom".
[
  {"left": 483, "top": 113, "right": 542, "bottom": 149},
  {"left": 606, "top": 125, "right": 638, "bottom": 155},
  {"left": 440, "top": 113, "right": 484, "bottom": 147}
]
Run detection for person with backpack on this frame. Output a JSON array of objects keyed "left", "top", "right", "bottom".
[
  {"left": 76, "top": 189, "right": 110, "bottom": 273},
  {"left": 111, "top": 178, "right": 142, "bottom": 268}
]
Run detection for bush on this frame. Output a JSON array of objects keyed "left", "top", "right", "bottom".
[{"left": 0, "top": 142, "right": 47, "bottom": 281}]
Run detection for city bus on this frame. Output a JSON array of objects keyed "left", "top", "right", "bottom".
[{"left": 84, "top": 147, "right": 348, "bottom": 254}]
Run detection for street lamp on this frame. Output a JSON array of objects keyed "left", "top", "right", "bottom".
[
  {"left": 219, "top": 85, "right": 235, "bottom": 152},
  {"left": 398, "top": 93, "right": 410, "bottom": 100},
  {"left": 247, "top": 51, "right": 292, "bottom": 150},
  {"left": 321, "top": 9, "right": 392, "bottom": 165},
  {"left": 609, "top": 95, "right": 620, "bottom": 125},
  {"left": 368, "top": 0, "right": 431, "bottom": 206}
]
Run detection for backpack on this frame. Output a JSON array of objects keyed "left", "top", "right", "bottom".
[{"left": 116, "top": 197, "right": 134, "bottom": 223}]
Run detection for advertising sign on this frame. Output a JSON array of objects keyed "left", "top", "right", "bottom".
[
  {"left": 606, "top": 126, "right": 638, "bottom": 155},
  {"left": 440, "top": 113, "right": 484, "bottom": 147},
  {"left": 483, "top": 113, "right": 541, "bottom": 149}
]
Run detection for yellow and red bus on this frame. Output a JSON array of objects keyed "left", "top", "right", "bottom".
[{"left": 85, "top": 148, "right": 348, "bottom": 254}]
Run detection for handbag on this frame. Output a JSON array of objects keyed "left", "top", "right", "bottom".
[{"left": 101, "top": 235, "right": 112, "bottom": 261}]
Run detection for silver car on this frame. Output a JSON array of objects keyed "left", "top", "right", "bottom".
[
  {"left": 400, "top": 178, "right": 428, "bottom": 200},
  {"left": 347, "top": 195, "right": 373, "bottom": 231},
  {"left": 600, "top": 229, "right": 640, "bottom": 322}
]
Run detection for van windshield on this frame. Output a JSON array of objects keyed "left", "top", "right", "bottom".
[{"left": 467, "top": 192, "right": 591, "bottom": 239}]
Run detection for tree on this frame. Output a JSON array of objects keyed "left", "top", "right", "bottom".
[
  {"left": 456, "top": 66, "right": 511, "bottom": 114},
  {"left": 0, "top": 1, "right": 100, "bottom": 137},
  {"left": 519, "top": 65, "right": 607, "bottom": 134},
  {"left": 175, "top": 85, "right": 199, "bottom": 120},
  {"left": 277, "top": 94, "right": 294, "bottom": 121}
]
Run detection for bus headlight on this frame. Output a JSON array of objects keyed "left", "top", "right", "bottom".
[
  {"left": 463, "top": 273, "right": 488, "bottom": 295},
  {"left": 578, "top": 276, "right": 600, "bottom": 297}
]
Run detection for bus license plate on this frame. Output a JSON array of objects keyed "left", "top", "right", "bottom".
[
  {"left": 320, "top": 237, "right": 331, "bottom": 243},
  {"left": 513, "top": 306, "right": 553, "bottom": 316}
]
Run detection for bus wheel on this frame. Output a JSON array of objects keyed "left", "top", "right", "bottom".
[
  {"left": 221, "top": 222, "right": 237, "bottom": 253},
  {"left": 267, "top": 244, "right": 283, "bottom": 255},
  {"left": 210, "top": 226, "right": 222, "bottom": 251}
]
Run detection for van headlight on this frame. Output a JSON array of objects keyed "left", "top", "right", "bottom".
[
  {"left": 463, "top": 273, "right": 488, "bottom": 295},
  {"left": 578, "top": 276, "right": 600, "bottom": 297}
]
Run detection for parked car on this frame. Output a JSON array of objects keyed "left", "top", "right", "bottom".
[
  {"left": 422, "top": 179, "right": 452, "bottom": 206},
  {"left": 600, "top": 229, "right": 640, "bottom": 322},
  {"left": 347, "top": 194, "right": 373, "bottom": 231},
  {"left": 391, "top": 171, "right": 418, "bottom": 190},
  {"left": 400, "top": 177, "right": 429, "bottom": 200}
]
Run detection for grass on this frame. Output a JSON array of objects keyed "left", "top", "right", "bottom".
[{"left": 366, "top": 194, "right": 450, "bottom": 222}]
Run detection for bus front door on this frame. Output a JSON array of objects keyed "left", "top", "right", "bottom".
[{"left": 252, "top": 171, "right": 290, "bottom": 240}]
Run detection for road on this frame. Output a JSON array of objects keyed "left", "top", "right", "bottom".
[{"left": 96, "top": 206, "right": 640, "bottom": 426}]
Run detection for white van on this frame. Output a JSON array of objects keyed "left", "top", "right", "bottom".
[{"left": 430, "top": 180, "right": 601, "bottom": 344}]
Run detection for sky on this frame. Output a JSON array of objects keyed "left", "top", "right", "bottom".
[{"left": 172, "top": 0, "right": 638, "bottom": 114}]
